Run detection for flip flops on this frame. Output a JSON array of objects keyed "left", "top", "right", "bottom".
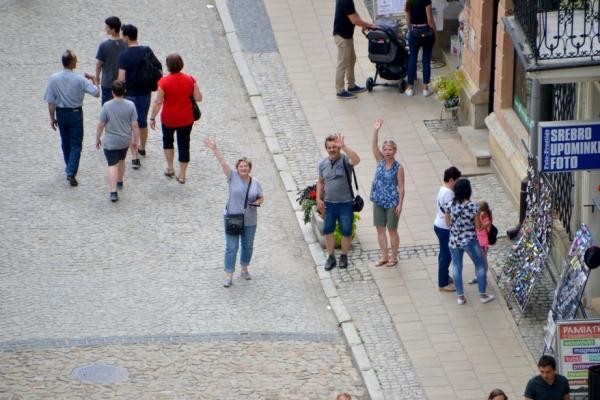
[{"left": 374, "top": 260, "right": 389, "bottom": 267}]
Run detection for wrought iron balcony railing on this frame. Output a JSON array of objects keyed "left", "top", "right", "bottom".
[{"left": 513, "top": 0, "right": 600, "bottom": 63}]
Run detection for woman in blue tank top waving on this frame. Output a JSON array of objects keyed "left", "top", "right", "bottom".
[{"left": 370, "top": 118, "right": 405, "bottom": 267}]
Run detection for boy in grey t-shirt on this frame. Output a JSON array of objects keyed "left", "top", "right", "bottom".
[
  {"left": 95, "top": 16, "right": 127, "bottom": 105},
  {"left": 95, "top": 80, "right": 139, "bottom": 202}
]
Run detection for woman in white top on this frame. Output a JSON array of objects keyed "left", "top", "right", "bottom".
[{"left": 434, "top": 166, "right": 461, "bottom": 292}]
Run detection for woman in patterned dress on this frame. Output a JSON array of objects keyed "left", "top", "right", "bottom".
[
  {"left": 370, "top": 118, "right": 405, "bottom": 267},
  {"left": 444, "top": 179, "right": 495, "bottom": 305}
]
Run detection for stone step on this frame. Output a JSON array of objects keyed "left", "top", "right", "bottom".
[{"left": 457, "top": 126, "right": 492, "bottom": 167}]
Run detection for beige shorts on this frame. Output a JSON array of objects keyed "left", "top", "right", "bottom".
[{"left": 373, "top": 202, "right": 399, "bottom": 230}]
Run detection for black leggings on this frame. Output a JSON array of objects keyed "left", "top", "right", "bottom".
[{"left": 161, "top": 123, "right": 193, "bottom": 163}]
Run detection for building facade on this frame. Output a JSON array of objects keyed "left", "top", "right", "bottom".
[{"left": 458, "top": 0, "right": 600, "bottom": 302}]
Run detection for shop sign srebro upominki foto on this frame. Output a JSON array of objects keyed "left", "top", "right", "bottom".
[
  {"left": 539, "top": 120, "right": 600, "bottom": 172},
  {"left": 556, "top": 319, "right": 600, "bottom": 392}
]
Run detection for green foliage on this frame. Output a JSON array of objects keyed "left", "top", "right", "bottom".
[
  {"left": 333, "top": 213, "right": 361, "bottom": 245},
  {"left": 430, "top": 74, "right": 461, "bottom": 101},
  {"left": 297, "top": 184, "right": 318, "bottom": 224}
]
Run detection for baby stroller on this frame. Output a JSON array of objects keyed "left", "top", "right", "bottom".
[{"left": 364, "top": 19, "right": 408, "bottom": 93}]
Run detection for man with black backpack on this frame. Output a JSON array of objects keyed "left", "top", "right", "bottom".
[{"left": 117, "top": 24, "right": 162, "bottom": 169}]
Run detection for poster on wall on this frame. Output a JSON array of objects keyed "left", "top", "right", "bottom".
[
  {"left": 556, "top": 319, "right": 600, "bottom": 393},
  {"left": 378, "top": 0, "right": 407, "bottom": 15},
  {"left": 539, "top": 120, "right": 600, "bottom": 172}
]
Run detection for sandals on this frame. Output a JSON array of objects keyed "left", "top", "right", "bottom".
[
  {"left": 164, "top": 169, "right": 175, "bottom": 178},
  {"left": 175, "top": 175, "right": 185, "bottom": 184},
  {"left": 374, "top": 260, "right": 389, "bottom": 267},
  {"left": 387, "top": 260, "right": 398, "bottom": 267}
]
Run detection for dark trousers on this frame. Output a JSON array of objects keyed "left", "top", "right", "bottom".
[
  {"left": 407, "top": 29, "right": 434, "bottom": 86},
  {"left": 434, "top": 225, "right": 452, "bottom": 287},
  {"left": 162, "top": 123, "right": 193, "bottom": 163},
  {"left": 56, "top": 108, "right": 84, "bottom": 177}
]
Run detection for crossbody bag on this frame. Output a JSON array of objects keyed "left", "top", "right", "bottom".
[
  {"left": 342, "top": 157, "right": 364, "bottom": 212},
  {"left": 225, "top": 177, "right": 252, "bottom": 235}
]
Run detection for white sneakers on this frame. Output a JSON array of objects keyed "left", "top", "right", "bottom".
[
  {"left": 480, "top": 295, "right": 495, "bottom": 304},
  {"left": 405, "top": 88, "right": 433, "bottom": 97},
  {"left": 457, "top": 294, "right": 496, "bottom": 305}
]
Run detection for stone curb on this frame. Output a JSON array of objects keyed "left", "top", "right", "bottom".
[{"left": 213, "top": 1, "right": 384, "bottom": 398}]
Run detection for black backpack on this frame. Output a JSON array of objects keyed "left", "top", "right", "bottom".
[
  {"left": 488, "top": 224, "right": 498, "bottom": 245},
  {"left": 135, "top": 47, "right": 162, "bottom": 92}
]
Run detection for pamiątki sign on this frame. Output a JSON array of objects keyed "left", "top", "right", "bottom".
[
  {"left": 539, "top": 120, "right": 600, "bottom": 173},
  {"left": 556, "top": 319, "right": 600, "bottom": 393}
]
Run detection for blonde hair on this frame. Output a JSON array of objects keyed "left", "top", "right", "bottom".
[
  {"left": 382, "top": 140, "right": 397, "bottom": 151},
  {"left": 236, "top": 157, "right": 252, "bottom": 172}
]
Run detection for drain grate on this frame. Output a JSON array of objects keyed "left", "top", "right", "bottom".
[{"left": 73, "top": 365, "right": 129, "bottom": 383}]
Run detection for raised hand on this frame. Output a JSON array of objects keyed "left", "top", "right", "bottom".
[
  {"left": 374, "top": 118, "right": 384, "bottom": 131},
  {"left": 332, "top": 133, "right": 345, "bottom": 149},
  {"left": 203, "top": 138, "right": 216, "bottom": 150}
]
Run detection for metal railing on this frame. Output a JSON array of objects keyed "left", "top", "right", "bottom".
[
  {"left": 514, "top": 0, "right": 600, "bottom": 62},
  {"left": 544, "top": 83, "right": 577, "bottom": 239}
]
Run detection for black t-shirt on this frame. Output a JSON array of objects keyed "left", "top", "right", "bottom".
[
  {"left": 409, "top": 0, "right": 432, "bottom": 25},
  {"left": 524, "top": 374, "right": 570, "bottom": 400},
  {"left": 117, "top": 46, "right": 151, "bottom": 95},
  {"left": 333, "top": 0, "right": 356, "bottom": 39}
]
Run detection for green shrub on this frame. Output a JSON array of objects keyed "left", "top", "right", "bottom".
[
  {"left": 334, "top": 213, "right": 361, "bottom": 245},
  {"left": 430, "top": 74, "right": 461, "bottom": 101}
]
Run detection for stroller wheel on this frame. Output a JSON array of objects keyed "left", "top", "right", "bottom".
[
  {"left": 398, "top": 79, "right": 407, "bottom": 93},
  {"left": 366, "top": 77, "right": 374, "bottom": 92}
]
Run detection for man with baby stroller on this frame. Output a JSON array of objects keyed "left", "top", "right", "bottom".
[{"left": 333, "top": 0, "right": 380, "bottom": 99}]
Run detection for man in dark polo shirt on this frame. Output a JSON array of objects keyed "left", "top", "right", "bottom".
[
  {"left": 316, "top": 133, "right": 360, "bottom": 270},
  {"left": 525, "top": 356, "right": 570, "bottom": 400},
  {"left": 333, "top": 0, "right": 380, "bottom": 99}
]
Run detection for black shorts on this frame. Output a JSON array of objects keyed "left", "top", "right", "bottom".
[{"left": 104, "top": 147, "right": 129, "bottom": 166}]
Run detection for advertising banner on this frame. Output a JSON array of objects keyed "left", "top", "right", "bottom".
[
  {"left": 556, "top": 319, "right": 600, "bottom": 392},
  {"left": 539, "top": 120, "right": 600, "bottom": 172}
]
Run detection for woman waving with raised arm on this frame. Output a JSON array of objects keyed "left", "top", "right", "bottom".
[
  {"left": 204, "top": 138, "right": 264, "bottom": 288},
  {"left": 370, "top": 118, "right": 405, "bottom": 267}
]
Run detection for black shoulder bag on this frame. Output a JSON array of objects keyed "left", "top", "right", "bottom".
[
  {"left": 342, "top": 157, "right": 364, "bottom": 212},
  {"left": 191, "top": 96, "right": 201, "bottom": 121},
  {"left": 225, "top": 177, "right": 252, "bottom": 235}
]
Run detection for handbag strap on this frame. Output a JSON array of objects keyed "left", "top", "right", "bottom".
[
  {"left": 342, "top": 156, "right": 358, "bottom": 199},
  {"left": 226, "top": 176, "right": 253, "bottom": 213}
]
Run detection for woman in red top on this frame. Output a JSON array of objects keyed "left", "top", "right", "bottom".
[{"left": 149, "top": 54, "right": 203, "bottom": 183}]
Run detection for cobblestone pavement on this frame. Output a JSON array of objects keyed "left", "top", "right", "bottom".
[
  {"left": 224, "top": 0, "right": 547, "bottom": 396},
  {"left": 226, "top": 0, "right": 422, "bottom": 397},
  {"left": 0, "top": 0, "right": 366, "bottom": 398},
  {"left": 0, "top": 342, "right": 362, "bottom": 399}
]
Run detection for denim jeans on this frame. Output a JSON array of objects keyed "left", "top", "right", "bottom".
[
  {"left": 224, "top": 215, "right": 257, "bottom": 273},
  {"left": 56, "top": 108, "right": 84, "bottom": 177},
  {"left": 101, "top": 86, "right": 113, "bottom": 105},
  {"left": 407, "top": 29, "right": 433, "bottom": 86},
  {"left": 449, "top": 237, "right": 488, "bottom": 296},
  {"left": 434, "top": 225, "right": 452, "bottom": 287},
  {"left": 323, "top": 201, "right": 353, "bottom": 237}
]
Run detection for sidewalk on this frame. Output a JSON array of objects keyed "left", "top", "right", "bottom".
[
  {"left": 262, "top": 0, "right": 485, "bottom": 250},
  {"left": 252, "top": 0, "right": 539, "bottom": 399}
]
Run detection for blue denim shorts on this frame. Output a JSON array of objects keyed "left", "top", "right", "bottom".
[
  {"left": 323, "top": 201, "right": 353, "bottom": 237},
  {"left": 124, "top": 93, "right": 151, "bottom": 128}
]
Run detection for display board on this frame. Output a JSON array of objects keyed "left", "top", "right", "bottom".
[
  {"left": 500, "top": 157, "right": 555, "bottom": 322},
  {"left": 556, "top": 319, "right": 600, "bottom": 393},
  {"left": 504, "top": 221, "right": 548, "bottom": 314},
  {"left": 544, "top": 224, "right": 595, "bottom": 353}
]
